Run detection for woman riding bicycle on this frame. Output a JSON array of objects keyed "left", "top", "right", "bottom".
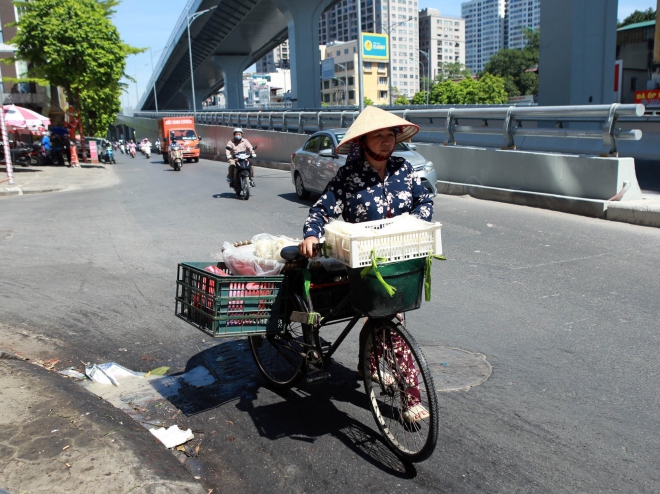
[{"left": 298, "top": 106, "right": 434, "bottom": 422}]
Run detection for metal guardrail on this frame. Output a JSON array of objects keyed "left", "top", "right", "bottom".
[{"left": 133, "top": 103, "right": 645, "bottom": 155}]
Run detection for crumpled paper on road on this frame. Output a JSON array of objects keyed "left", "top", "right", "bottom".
[{"left": 149, "top": 424, "right": 194, "bottom": 449}]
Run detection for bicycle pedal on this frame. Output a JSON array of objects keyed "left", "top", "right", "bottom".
[{"left": 306, "top": 371, "right": 330, "bottom": 385}]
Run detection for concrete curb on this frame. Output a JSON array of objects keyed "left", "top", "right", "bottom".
[
  {"left": 605, "top": 200, "right": 660, "bottom": 228},
  {"left": 436, "top": 180, "right": 660, "bottom": 228},
  {"left": 0, "top": 187, "right": 66, "bottom": 196}
]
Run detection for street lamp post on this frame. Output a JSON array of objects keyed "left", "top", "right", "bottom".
[
  {"left": 336, "top": 63, "right": 348, "bottom": 106},
  {"left": 419, "top": 50, "right": 430, "bottom": 105},
  {"left": 357, "top": 1, "right": 364, "bottom": 111},
  {"left": 186, "top": 5, "right": 217, "bottom": 119}
]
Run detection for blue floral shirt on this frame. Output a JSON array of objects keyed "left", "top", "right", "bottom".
[{"left": 303, "top": 156, "right": 434, "bottom": 239}]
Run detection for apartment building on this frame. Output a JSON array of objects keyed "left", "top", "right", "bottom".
[
  {"left": 507, "top": 0, "right": 540, "bottom": 49},
  {"left": 320, "top": 39, "right": 390, "bottom": 106},
  {"left": 462, "top": 0, "right": 506, "bottom": 73},
  {"left": 256, "top": 40, "right": 289, "bottom": 73},
  {"left": 419, "top": 8, "right": 465, "bottom": 81},
  {"left": 461, "top": 0, "right": 541, "bottom": 73}
]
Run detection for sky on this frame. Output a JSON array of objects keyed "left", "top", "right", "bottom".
[{"left": 113, "top": 0, "right": 657, "bottom": 108}]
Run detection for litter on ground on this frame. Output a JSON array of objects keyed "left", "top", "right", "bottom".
[{"left": 149, "top": 425, "right": 194, "bottom": 449}]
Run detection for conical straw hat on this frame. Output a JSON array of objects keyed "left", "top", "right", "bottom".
[{"left": 335, "top": 106, "right": 420, "bottom": 154}]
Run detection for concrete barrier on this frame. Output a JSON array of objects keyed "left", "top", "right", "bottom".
[
  {"left": 414, "top": 143, "right": 642, "bottom": 201},
  {"left": 115, "top": 115, "right": 644, "bottom": 204}
]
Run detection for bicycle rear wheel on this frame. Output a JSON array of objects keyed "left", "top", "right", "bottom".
[
  {"left": 249, "top": 294, "right": 308, "bottom": 389},
  {"left": 361, "top": 318, "right": 439, "bottom": 462}
]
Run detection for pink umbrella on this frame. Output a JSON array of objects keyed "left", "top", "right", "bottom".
[{"left": 3, "top": 104, "right": 51, "bottom": 132}]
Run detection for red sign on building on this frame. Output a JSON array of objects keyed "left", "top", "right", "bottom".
[{"left": 635, "top": 90, "right": 660, "bottom": 105}]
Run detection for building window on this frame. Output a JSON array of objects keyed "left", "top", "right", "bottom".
[
  {"left": 349, "top": 90, "right": 355, "bottom": 99},
  {"left": 323, "top": 80, "right": 330, "bottom": 89}
]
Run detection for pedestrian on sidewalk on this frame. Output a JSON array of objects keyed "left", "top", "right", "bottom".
[
  {"left": 62, "top": 132, "right": 72, "bottom": 166},
  {"left": 69, "top": 135, "right": 80, "bottom": 167}
]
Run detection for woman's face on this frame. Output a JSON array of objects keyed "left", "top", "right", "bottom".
[{"left": 364, "top": 129, "right": 396, "bottom": 157}]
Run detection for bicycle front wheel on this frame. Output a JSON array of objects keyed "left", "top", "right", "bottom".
[
  {"left": 249, "top": 294, "right": 308, "bottom": 389},
  {"left": 361, "top": 318, "right": 439, "bottom": 462}
]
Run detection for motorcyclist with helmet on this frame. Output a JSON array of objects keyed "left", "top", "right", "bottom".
[{"left": 226, "top": 128, "right": 256, "bottom": 187}]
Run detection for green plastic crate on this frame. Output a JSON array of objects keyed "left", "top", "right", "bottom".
[{"left": 175, "top": 261, "right": 287, "bottom": 338}]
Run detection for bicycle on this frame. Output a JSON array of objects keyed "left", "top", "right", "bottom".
[{"left": 246, "top": 245, "right": 439, "bottom": 462}]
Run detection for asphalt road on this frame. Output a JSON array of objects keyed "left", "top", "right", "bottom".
[{"left": 1, "top": 153, "right": 659, "bottom": 493}]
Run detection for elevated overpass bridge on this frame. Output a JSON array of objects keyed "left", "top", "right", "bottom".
[
  {"left": 139, "top": 0, "right": 623, "bottom": 113},
  {"left": 138, "top": 0, "right": 339, "bottom": 112}
]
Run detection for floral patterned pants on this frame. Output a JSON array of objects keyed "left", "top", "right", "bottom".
[{"left": 360, "top": 323, "right": 421, "bottom": 407}]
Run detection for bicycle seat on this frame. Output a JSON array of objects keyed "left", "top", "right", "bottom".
[{"left": 280, "top": 246, "right": 300, "bottom": 261}]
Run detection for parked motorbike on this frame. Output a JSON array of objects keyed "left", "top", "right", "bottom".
[
  {"left": 169, "top": 142, "right": 183, "bottom": 171},
  {"left": 232, "top": 146, "right": 257, "bottom": 200}
]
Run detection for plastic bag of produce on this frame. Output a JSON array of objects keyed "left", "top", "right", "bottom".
[{"left": 222, "top": 234, "right": 298, "bottom": 276}]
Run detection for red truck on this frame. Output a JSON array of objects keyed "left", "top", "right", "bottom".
[{"left": 158, "top": 116, "right": 201, "bottom": 163}]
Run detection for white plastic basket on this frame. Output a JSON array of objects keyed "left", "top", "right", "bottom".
[{"left": 324, "top": 218, "right": 443, "bottom": 268}]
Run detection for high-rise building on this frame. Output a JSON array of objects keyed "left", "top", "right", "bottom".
[
  {"left": 506, "top": 0, "right": 540, "bottom": 49},
  {"left": 383, "top": 0, "right": 421, "bottom": 98},
  {"left": 419, "top": 8, "right": 465, "bottom": 83},
  {"left": 462, "top": 0, "right": 506, "bottom": 73},
  {"left": 255, "top": 40, "right": 289, "bottom": 73},
  {"left": 462, "top": 0, "right": 541, "bottom": 73}
]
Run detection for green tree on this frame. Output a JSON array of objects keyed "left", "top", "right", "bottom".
[
  {"left": 9, "top": 0, "right": 142, "bottom": 138},
  {"left": 475, "top": 73, "right": 508, "bottom": 104},
  {"left": 393, "top": 95, "right": 410, "bottom": 105},
  {"left": 410, "top": 91, "right": 428, "bottom": 105},
  {"left": 429, "top": 74, "right": 507, "bottom": 104},
  {"left": 618, "top": 8, "right": 656, "bottom": 27},
  {"left": 364, "top": 96, "right": 375, "bottom": 106},
  {"left": 482, "top": 28, "right": 539, "bottom": 97}
]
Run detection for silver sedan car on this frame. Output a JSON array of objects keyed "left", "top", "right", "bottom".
[{"left": 290, "top": 129, "right": 438, "bottom": 199}]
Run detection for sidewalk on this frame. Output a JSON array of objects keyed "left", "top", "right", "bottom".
[
  {"left": 0, "top": 351, "right": 206, "bottom": 494},
  {"left": 0, "top": 163, "right": 119, "bottom": 196}
]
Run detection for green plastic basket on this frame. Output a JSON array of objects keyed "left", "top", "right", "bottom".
[
  {"left": 347, "top": 258, "right": 426, "bottom": 317},
  {"left": 175, "top": 262, "right": 287, "bottom": 338}
]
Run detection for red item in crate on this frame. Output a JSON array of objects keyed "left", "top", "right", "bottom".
[
  {"left": 193, "top": 264, "right": 232, "bottom": 312},
  {"left": 227, "top": 281, "right": 275, "bottom": 326}
]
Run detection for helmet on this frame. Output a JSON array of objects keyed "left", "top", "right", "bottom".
[{"left": 233, "top": 128, "right": 243, "bottom": 135}]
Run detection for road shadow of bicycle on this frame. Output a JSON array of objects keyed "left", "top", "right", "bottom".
[{"left": 171, "top": 338, "right": 417, "bottom": 478}]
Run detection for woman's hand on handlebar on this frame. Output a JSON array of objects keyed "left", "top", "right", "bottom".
[{"left": 298, "top": 236, "right": 319, "bottom": 258}]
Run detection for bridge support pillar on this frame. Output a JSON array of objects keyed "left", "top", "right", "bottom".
[
  {"left": 179, "top": 88, "right": 205, "bottom": 113},
  {"left": 538, "top": 0, "right": 617, "bottom": 106},
  {"left": 212, "top": 56, "right": 250, "bottom": 110},
  {"left": 272, "top": 0, "right": 336, "bottom": 109}
]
